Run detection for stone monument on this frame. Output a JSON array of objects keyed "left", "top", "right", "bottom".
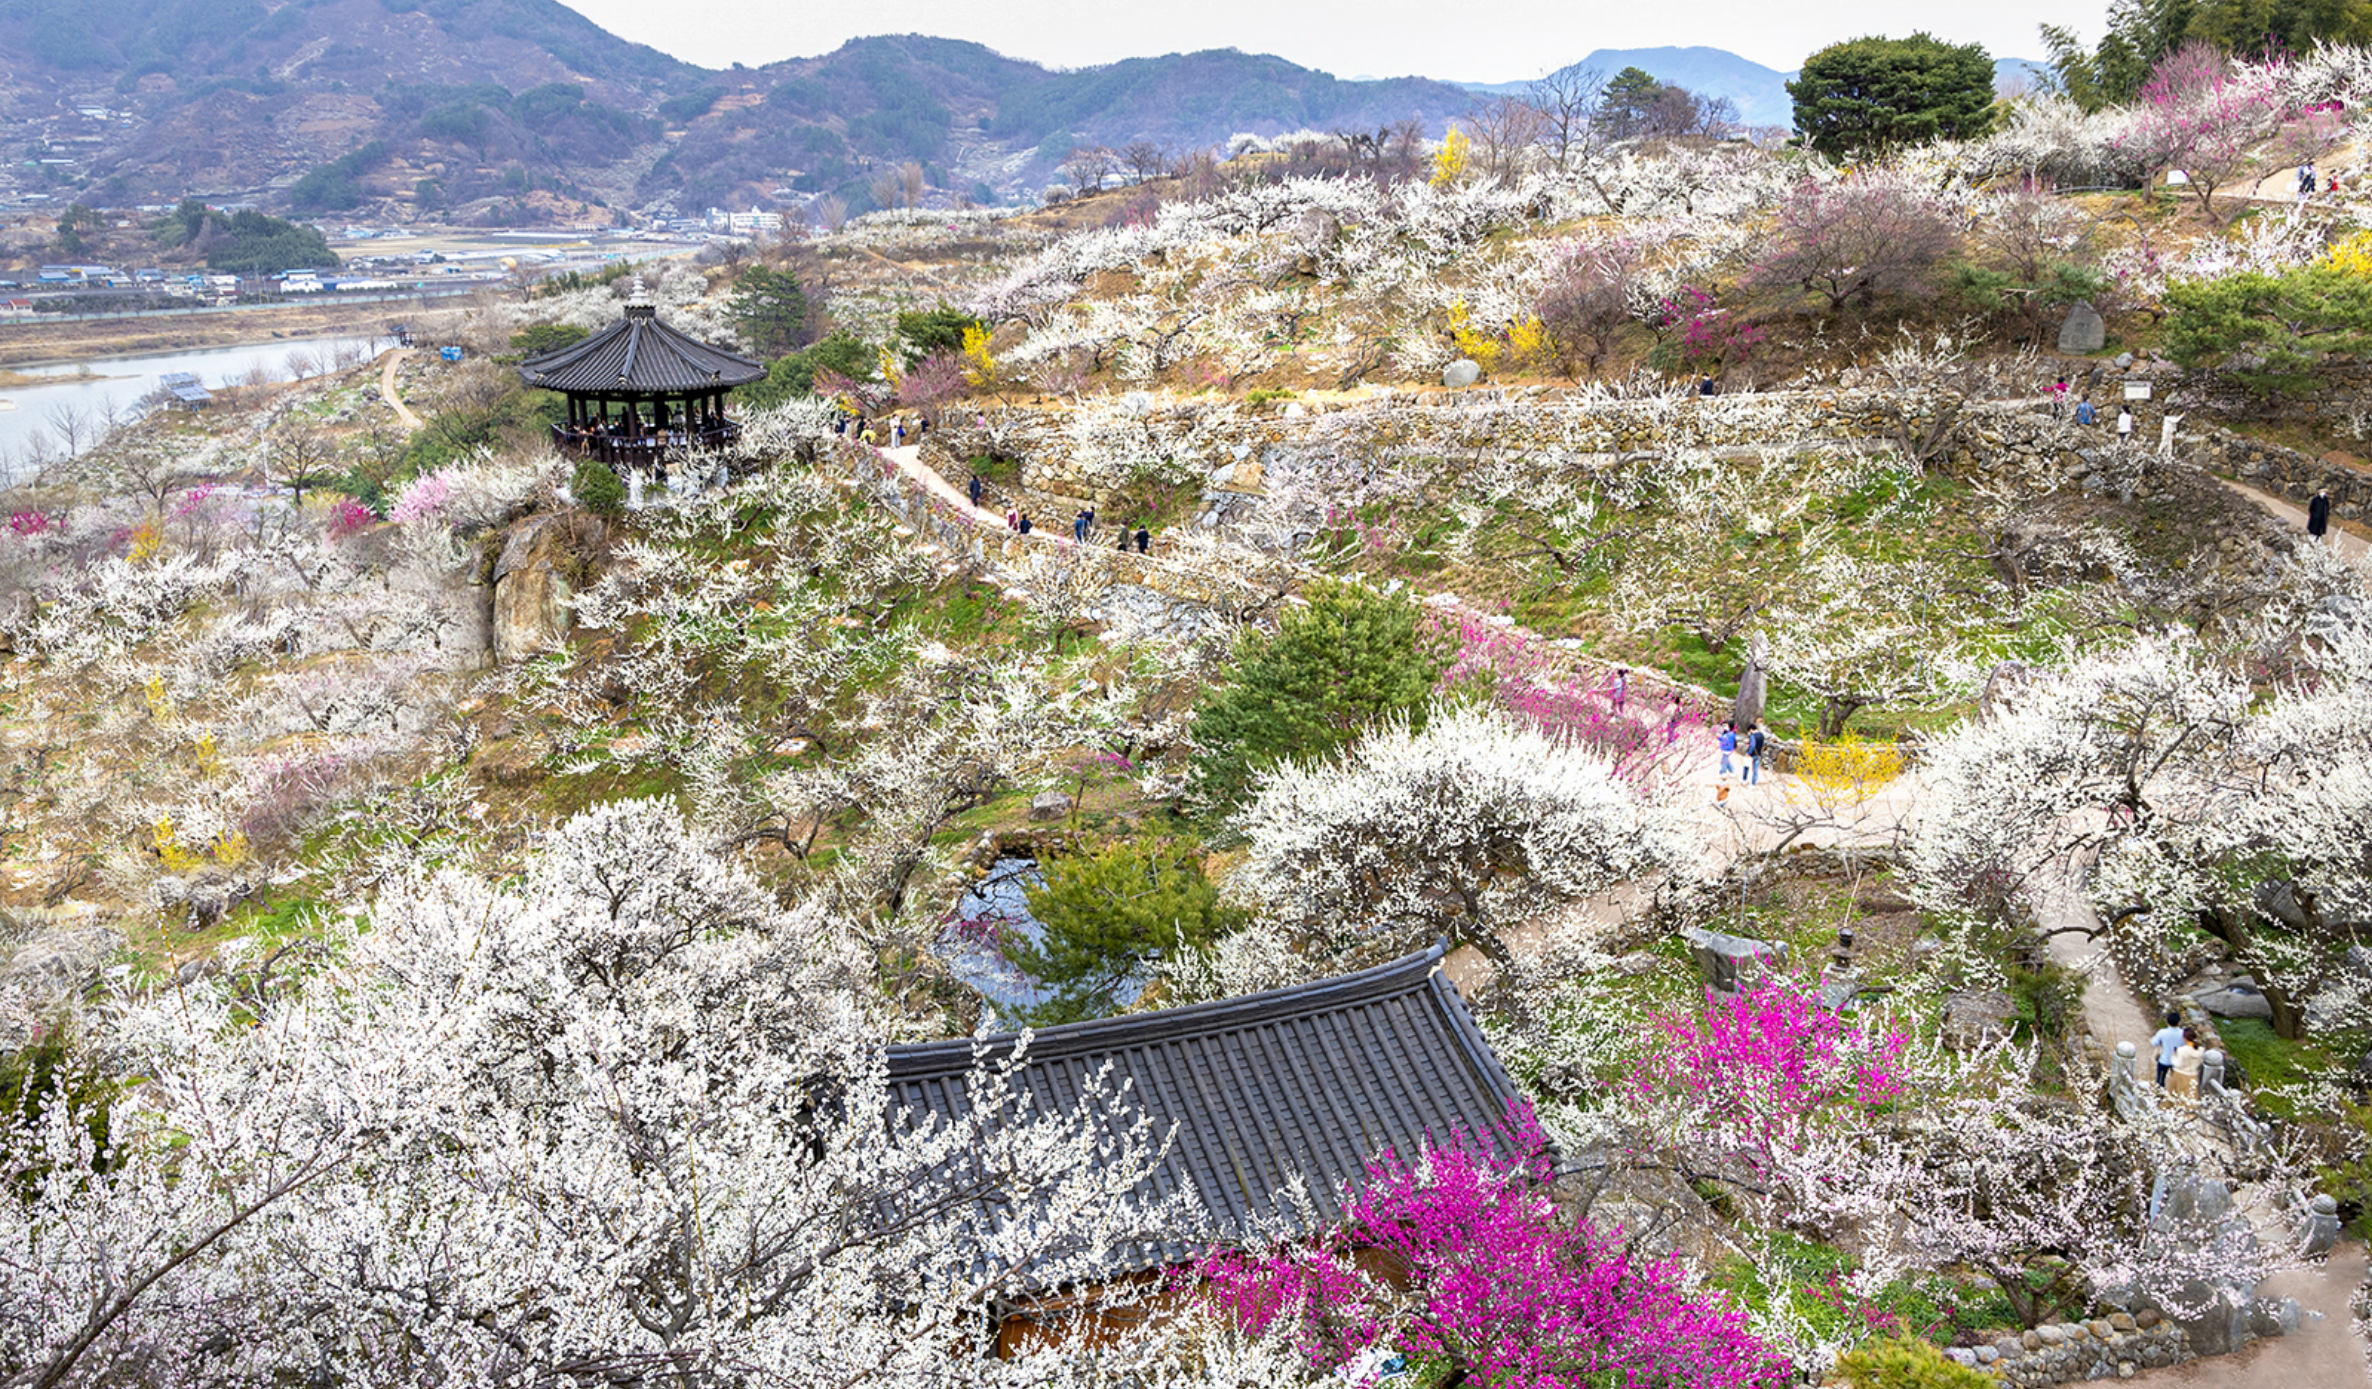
[{"left": 2058, "top": 301, "right": 2107, "bottom": 354}]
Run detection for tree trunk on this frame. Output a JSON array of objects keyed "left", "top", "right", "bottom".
[{"left": 1818, "top": 696, "right": 1865, "bottom": 740}]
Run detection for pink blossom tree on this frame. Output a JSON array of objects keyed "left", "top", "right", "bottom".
[
  {"left": 896, "top": 349, "right": 972, "bottom": 421},
  {"left": 2118, "top": 44, "right": 2343, "bottom": 227},
  {"left": 1203, "top": 1109, "right": 1790, "bottom": 1388},
  {"left": 1748, "top": 175, "right": 1959, "bottom": 312}
]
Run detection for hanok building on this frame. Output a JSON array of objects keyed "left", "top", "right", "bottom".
[
  {"left": 883, "top": 943, "right": 1527, "bottom": 1353},
  {"left": 516, "top": 305, "right": 767, "bottom": 467}
]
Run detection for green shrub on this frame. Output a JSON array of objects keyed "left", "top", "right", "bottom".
[
  {"left": 572, "top": 460, "right": 626, "bottom": 517},
  {"left": 1185, "top": 579, "right": 1452, "bottom": 819},
  {"left": 1834, "top": 1335, "right": 1993, "bottom": 1389},
  {"left": 511, "top": 322, "right": 591, "bottom": 357}
]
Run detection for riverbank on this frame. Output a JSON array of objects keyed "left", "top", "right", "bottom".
[
  {"left": 0, "top": 367, "right": 123, "bottom": 390},
  {"left": 0, "top": 300, "right": 470, "bottom": 369}
]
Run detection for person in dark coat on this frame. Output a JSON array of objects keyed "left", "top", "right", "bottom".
[
  {"left": 2310, "top": 489, "right": 2333, "bottom": 540},
  {"left": 967, "top": 474, "right": 983, "bottom": 508},
  {"left": 1135, "top": 527, "right": 1150, "bottom": 553},
  {"left": 1018, "top": 514, "right": 1033, "bottom": 534}
]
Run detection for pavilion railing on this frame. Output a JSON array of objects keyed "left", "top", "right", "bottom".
[{"left": 552, "top": 421, "right": 742, "bottom": 466}]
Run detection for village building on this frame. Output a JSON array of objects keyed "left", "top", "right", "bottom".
[{"left": 883, "top": 943, "right": 1527, "bottom": 1354}]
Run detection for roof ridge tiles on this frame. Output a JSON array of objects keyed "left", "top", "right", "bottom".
[{"left": 884, "top": 943, "right": 1451, "bottom": 1076}]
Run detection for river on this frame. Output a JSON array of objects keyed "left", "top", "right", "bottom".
[{"left": 0, "top": 331, "right": 389, "bottom": 480}]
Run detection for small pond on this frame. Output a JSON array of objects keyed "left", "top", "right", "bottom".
[
  {"left": 940, "top": 857, "right": 1054, "bottom": 1012},
  {"left": 937, "top": 854, "right": 1149, "bottom": 1021}
]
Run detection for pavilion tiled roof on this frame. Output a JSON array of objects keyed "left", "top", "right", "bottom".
[
  {"left": 884, "top": 942, "right": 1527, "bottom": 1270},
  {"left": 516, "top": 304, "right": 765, "bottom": 395}
]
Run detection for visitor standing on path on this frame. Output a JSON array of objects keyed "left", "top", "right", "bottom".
[
  {"left": 2049, "top": 376, "right": 2069, "bottom": 417},
  {"left": 1072, "top": 510, "right": 1090, "bottom": 542},
  {"left": 1717, "top": 722, "right": 1738, "bottom": 780},
  {"left": 1019, "top": 514, "right": 1033, "bottom": 535},
  {"left": 1612, "top": 668, "right": 1629, "bottom": 712},
  {"left": 2169, "top": 1029, "right": 2205, "bottom": 1108},
  {"left": 2075, "top": 396, "right": 2096, "bottom": 426},
  {"left": 1744, "top": 722, "right": 1766, "bottom": 784},
  {"left": 2310, "top": 488, "right": 2333, "bottom": 542},
  {"left": 2116, "top": 406, "right": 2134, "bottom": 442},
  {"left": 1005, "top": 507, "right": 1019, "bottom": 531},
  {"left": 968, "top": 474, "right": 983, "bottom": 508},
  {"left": 1135, "top": 526, "right": 1150, "bottom": 554},
  {"left": 2151, "top": 1012, "right": 2185, "bottom": 1088}
]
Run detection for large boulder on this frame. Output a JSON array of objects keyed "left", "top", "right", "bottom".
[
  {"left": 1442, "top": 359, "right": 1482, "bottom": 388},
  {"left": 1679, "top": 926, "right": 1786, "bottom": 994},
  {"left": 1942, "top": 989, "right": 2017, "bottom": 1049},
  {"left": 490, "top": 514, "right": 581, "bottom": 661},
  {"left": 2198, "top": 978, "right": 2273, "bottom": 1019}
]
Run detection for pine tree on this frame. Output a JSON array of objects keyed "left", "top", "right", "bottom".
[
  {"left": 1184, "top": 580, "right": 1451, "bottom": 818},
  {"left": 1005, "top": 838, "right": 1241, "bottom": 1025}
]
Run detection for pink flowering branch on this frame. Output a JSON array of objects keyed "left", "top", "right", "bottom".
[{"left": 1203, "top": 1107, "right": 1789, "bottom": 1388}]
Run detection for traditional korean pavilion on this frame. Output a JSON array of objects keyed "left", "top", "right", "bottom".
[
  {"left": 517, "top": 305, "right": 767, "bottom": 465},
  {"left": 884, "top": 943, "right": 1528, "bottom": 1352}
]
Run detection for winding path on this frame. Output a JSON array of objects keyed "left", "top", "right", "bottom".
[
  {"left": 379, "top": 347, "right": 421, "bottom": 432},
  {"left": 2220, "top": 475, "right": 2370, "bottom": 562}
]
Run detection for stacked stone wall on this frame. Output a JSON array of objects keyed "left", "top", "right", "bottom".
[{"left": 1938, "top": 1315, "right": 2190, "bottom": 1384}]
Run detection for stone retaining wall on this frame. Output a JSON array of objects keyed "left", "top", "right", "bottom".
[{"left": 1941, "top": 1314, "right": 2190, "bottom": 1384}]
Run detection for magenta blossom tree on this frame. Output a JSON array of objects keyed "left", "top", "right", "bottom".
[
  {"left": 1430, "top": 611, "right": 1712, "bottom": 795},
  {"left": 1633, "top": 979, "right": 1911, "bottom": 1165},
  {"left": 1202, "top": 1108, "right": 1789, "bottom": 1388}
]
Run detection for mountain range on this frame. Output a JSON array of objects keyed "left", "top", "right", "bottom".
[{"left": 0, "top": 0, "right": 2040, "bottom": 225}]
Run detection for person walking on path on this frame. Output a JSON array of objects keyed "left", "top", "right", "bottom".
[
  {"left": 1744, "top": 722, "right": 1766, "bottom": 784},
  {"left": 1072, "top": 510, "right": 1090, "bottom": 543},
  {"left": 2310, "top": 488, "right": 2333, "bottom": 542},
  {"left": 2151, "top": 1012, "right": 2186, "bottom": 1088},
  {"left": 2169, "top": 1028, "right": 2206, "bottom": 1108},
  {"left": 2116, "top": 406, "right": 2134, "bottom": 442},
  {"left": 1135, "top": 526, "right": 1150, "bottom": 554},
  {"left": 967, "top": 474, "right": 983, "bottom": 508},
  {"left": 1018, "top": 514, "right": 1033, "bottom": 535},
  {"left": 2074, "top": 396, "right": 2097, "bottom": 427},
  {"left": 1005, "top": 507, "right": 1019, "bottom": 531},
  {"left": 893, "top": 420, "right": 906, "bottom": 448},
  {"left": 2049, "top": 376, "right": 2069, "bottom": 417},
  {"left": 1717, "top": 722, "right": 1738, "bottom": 780},
  {"left": 1612, "top": 668, "right": 1629, "bottom": 712}
]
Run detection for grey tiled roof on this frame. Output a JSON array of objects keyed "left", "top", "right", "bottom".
[
  {"left": 884, "top": 943, "right": 1525, "bottom": 1267},
  {"left": 516, "top": 304, "right": 766, "bottom": 395}
]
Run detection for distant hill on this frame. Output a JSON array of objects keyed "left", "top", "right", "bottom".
[
  {"left": 1463, "top": 46, "right": 2055, "bottom": 131},
  {"left": 1460, "top": 47, "right": 1797, "bottom": 128},
  {"left": 0, "top": 7, "right": 2059, "bottom": 226},
  {"left": 0, "top": 3, "right": 1472, "bottom": 224}
]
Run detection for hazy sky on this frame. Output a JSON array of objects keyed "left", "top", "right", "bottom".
[{"left": 556, "top": 0, "right": 2092, "bottom": 80}]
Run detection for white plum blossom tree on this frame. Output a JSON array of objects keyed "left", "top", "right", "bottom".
[
  {"left": 0, "top": 801, "right": 1289, "bottom": 1387},
  {"left": 1233, "top": 703, "right": 1689, "bottom": 968}
]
